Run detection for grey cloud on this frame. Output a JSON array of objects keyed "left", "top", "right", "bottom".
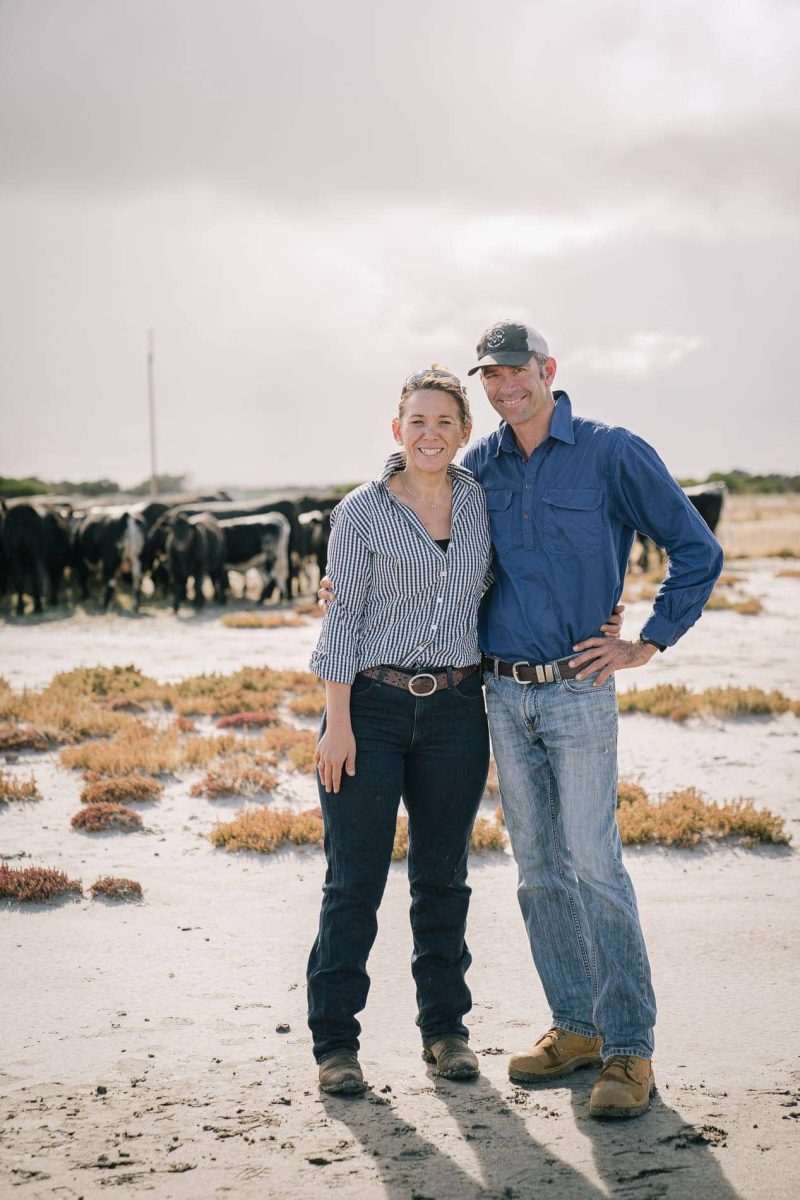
[{"left": 1, "top": 0, "right": 797, "bottom": 220}]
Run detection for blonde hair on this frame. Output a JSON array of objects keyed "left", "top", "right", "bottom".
[{"left": 398, "top": 364, "right": 471, "bottom": 427}]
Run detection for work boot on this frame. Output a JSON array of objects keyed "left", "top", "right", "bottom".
[
  {"left": 318, "top": 1051, "right": 367, "bottom": 1095},
  {"left": 589, "top": 1055, "right": 655, "bottom": 1118},
  {"left": 422, "top": 1036, "right": 480, "bottom": 1081},
  {"left": 508, "top": 1027, "right": 603, "bottom": 1083}
]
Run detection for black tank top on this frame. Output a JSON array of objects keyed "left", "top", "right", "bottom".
[{"left": 435, "top": 538, "right": 450, "bottom": 552}]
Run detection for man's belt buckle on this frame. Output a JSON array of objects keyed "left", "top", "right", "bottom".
[
  {"left": 408, "top": 672, "right": 437, "bottom": 697},
  {"left": 511, "top": 661, "right": 530, "bottom": 684}
]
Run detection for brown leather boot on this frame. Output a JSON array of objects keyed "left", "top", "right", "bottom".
[
  {"left": 318, "top": 1051, "right": 367, "bottom": 1095},
  {"left": 508, "top": 1027, "right": 603, "bottom": 1082},
  {"left": 589, "top": 1055, "right": 655, "bottom": 1118},
  {"left": 422, "top": 1036, "right": 480, "bottom": 1080}
]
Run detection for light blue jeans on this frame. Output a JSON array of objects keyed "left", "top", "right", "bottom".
[{"left": 484, "top": 669, "right": 656, "bottom": 1059}]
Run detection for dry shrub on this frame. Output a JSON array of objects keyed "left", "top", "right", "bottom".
[
  {"left": 173, "top": 716, "right": 196, "bottom": 732},
  {"left": 286, "top": 735, "right": 317, "bottom": 773},
  {"left": 495, "top": 804, "right": 504, "bottom": 826},
  {"left": 90, "top": 876, "right": 143, "bottom": 901},
  {"left": 80, "top": 774, "right": 164, "bottom": 805},
  {"left": 619, "top": 684, "right": 800, "bottom": 722},
  {"left": 707, "top": 593, "right": 763, "bottom": 615},
  {"left": 484, "top": 758, "right": 500, "bottom": 796},
  {"left": 0, "top": 687, "right": 137, "bottom": 744},
  {"left": 617, "top": 779, "right": 649, "bottom": 806},
  {"left": 0, "top": 723, "right": 49, "bottom": 752},
  {"left": 615, "top": 787, "right": 789, "bottom": 847},
  {"left": 392, "top": 815, "right": 506, "bottom": 859},
  {"left": 71, "top": 803, "right": 144, "bottom": 832},
  {"left": 173, "top": 666, "right": 282, "bottom": 716},
  {"left": 286, "top": 692, "right": 326, "bottom": 717},
  {"left": 0, "top": 864, "right": 82, "bottom": 903},
  {"left": 190, "top": 761, "right": 278, "bottom": 799},
  {"left": 293, "top": 599, "right": 325, "bottom": 618},
  {"left": 776, "top": 568, "right": 800, "bottom": 579},
  {"left": 257, "top": 726, "right": 318, "bottom": 772},
  {"left": 59, "top": 724, "right": 244, "bottom": 776},
  {"left": 216, "top": 711, "right": 278, "bottom": 729},
  {"left": 210, "top": 806, "right": 324, "bottom": 853},
  {"left": 0, "top": 770, "right": 41, "bottom": 803},
  {"left": 220, "top": 612, "right": 306, "bottom": 629},
  {"left": 469, "top": 817, "right": 507, "bottom": 852},
  {"left": 392, "top": 816, "right": 409, "bottom": 860},
  {"left": 47, "top": 665, "right": 167, "bottom": 705}
]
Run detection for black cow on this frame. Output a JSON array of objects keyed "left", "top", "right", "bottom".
[
  {"left": 166, "top": 513, "right": 226, "bottom": 612},
  {"left": 74, "top": 509, "right": 147, "bottom": 611},
  {"left": 1, "top": 501, "right": 73, "bottom": 615},
  {"left": 138, "top": 491, "right": 232, "bottom": 529},
  {"left": 219, "top": 513, "right": 291, "bottom": 603},
  {"left": 634, "top": 482, "right": 726, "bottom": 572}
]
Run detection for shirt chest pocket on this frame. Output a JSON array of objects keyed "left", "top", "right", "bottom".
[
  {"left": 541, "top": 488, "right": 603, "bottom": 555},
  {"left": 485, "top": 489, "right": 514, "bottom": 551}
]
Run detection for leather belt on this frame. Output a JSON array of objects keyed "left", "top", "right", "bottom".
[
  {"left": 481, "top": 652, "right": 581, "bottom": 684},
  {"left": 358, "top": 663, "right": 479, "bottom": 697}
]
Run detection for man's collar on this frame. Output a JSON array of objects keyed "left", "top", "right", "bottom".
[{"left": 494, "top": 390, "right": 575, "bottom": 456}]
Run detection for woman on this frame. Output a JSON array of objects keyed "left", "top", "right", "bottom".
[{"left": 307, "top": 365, "right": 492, "bottom": 1094}]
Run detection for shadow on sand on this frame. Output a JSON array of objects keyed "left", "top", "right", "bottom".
[{"left": 319, "top": 1065, "right": 743, "bottom": 1200}]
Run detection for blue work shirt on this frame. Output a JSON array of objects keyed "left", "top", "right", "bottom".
[{"left": 461, "top": 391, "right": 723, "bottom": 664}]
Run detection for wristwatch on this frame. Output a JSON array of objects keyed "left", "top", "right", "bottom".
[{"left": 639, "top": 634, "right": 666, "bottom": 652}]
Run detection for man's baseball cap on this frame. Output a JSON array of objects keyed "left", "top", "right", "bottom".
[{"left": 467, "top": 320, "right": 550, "bottom": 375}]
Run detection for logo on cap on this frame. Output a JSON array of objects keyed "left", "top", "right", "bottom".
[{"left": 486, "top": 328, "right": 506, "bottom": 350}]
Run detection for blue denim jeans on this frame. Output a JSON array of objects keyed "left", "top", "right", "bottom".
[
  {"left": 307, "top": 667, "right": 490, "bottom": 1063},
  {"left": 484, "top": 669, "right": 656, "bottom": 1059}
]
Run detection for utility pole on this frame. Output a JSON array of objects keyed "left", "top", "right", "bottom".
[{"left": 147, "top": 328, "right": 158, "bottom": 497}]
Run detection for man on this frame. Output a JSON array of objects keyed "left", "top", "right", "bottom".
[{"left": 458, "top": 319, "right": 722, "bottom": 1118}]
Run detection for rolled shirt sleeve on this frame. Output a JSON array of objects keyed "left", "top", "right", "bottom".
[
  {"left": 610, "top": 431, "right": 724, "bottom": 647},
  {"left": 308, "top": 509, "right": 373, "bottom": 684}
]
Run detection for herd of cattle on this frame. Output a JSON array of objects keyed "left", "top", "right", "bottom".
[
  {"left": 0, "top": 490, "right": 338, "bottom": 616},
  {"left": 0, "top": 481, "right": 726, "bottom": 618}
]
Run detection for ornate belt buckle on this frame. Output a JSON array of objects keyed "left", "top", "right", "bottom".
[
  {"left": 511, "top": 661, "right": 530, "bottom": 684},
  {"left": 408, "top": 672, "right": 437, "bottom": 696}
]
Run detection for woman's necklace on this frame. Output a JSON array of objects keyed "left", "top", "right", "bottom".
[{"left": 400, "top": 471, "right": 451, "bottom": 510}]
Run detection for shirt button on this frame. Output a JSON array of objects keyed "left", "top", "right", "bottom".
[
  {"left": 525, "top": 484, "right": 531, "bottom": 490},
  {"left": 431, "top": 624, "right": 438, "bottom": 631},
  {"left": 523, "top": 513, "right": 529, "bottom": 520}
]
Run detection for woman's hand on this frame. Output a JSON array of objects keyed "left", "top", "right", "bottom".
[
  {"left": 599, "top": 602, "right": 625, "bottom": 638},
  {"left": 315, "top": 718, "right": 357, "bottom": 794}
]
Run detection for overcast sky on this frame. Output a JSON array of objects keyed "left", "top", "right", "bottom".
[{"left": 1, "top": 0, "right": 798, "bottom": 489}]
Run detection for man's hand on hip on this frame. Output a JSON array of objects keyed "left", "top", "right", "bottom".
[
  {"left": 568, "top": 636, "right": 657, "bottom": 686},
  {"left": 318, "top": 575, "right": 334, "bottom": 609}
]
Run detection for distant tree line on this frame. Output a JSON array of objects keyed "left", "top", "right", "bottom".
[
  {"left": 0, "top": 473, "right": 188, "bottom": 500},
  {"left": 3, "top": 468, "right": 797, "bottom": 503},
  {"left": 676, "top": 470, "right": 800, "bottom": 494}
]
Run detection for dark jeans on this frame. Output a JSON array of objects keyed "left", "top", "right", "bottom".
[{"left": 307, "top": 667, "right": 490, "bottom": 1063}]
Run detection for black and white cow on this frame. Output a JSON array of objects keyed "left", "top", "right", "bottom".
[
  {"left": 176, "top": 499, "right": 302, "bottom": 595},
  {"left": 74, "top": 509, "right": 147, "bottom": 611},
  {"left": 1, "top": 501, "right": 74, "bottom": 615},
  {"left": 297, "top": 509, "right": 332, "bottom": 590},
  {"left": 634, "top": 482, "right": 726, "bottom": 572},
  {"left": 166, "top": 512, "right": 227, "bottom": 612},
  {"left": 219, "top": 513, "right": 291, "bottom": 603}
]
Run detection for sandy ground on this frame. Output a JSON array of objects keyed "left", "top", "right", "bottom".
[{"left": 1, "top": 559, "right": 799, "bottom": 1199}]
